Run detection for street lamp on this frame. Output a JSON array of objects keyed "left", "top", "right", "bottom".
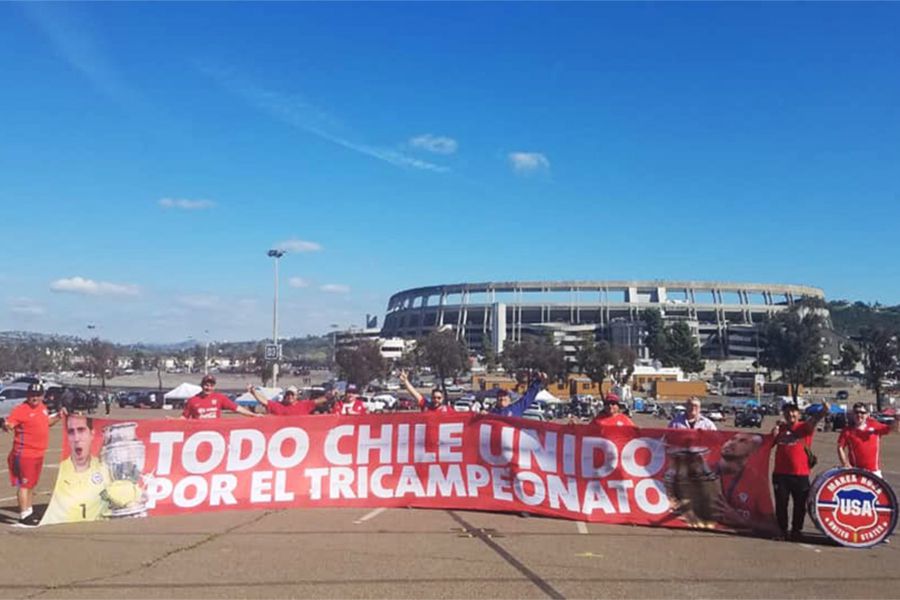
[
  {"left": 330, "top": 324, "right": 340, "bottom": 369},
  {"left": 268, "top": 249, "right": 286, "bottom": 387}
]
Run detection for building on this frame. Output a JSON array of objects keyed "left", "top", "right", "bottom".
[
  {"left": 382, "top": 280, "right": 826, "bottom": 361},
  {"left": 335, "top": 327, "right": 414, "bottom": 360}
]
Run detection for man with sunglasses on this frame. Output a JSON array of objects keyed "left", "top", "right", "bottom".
[{"left": 837, "top": 402, "right": 899, "bottom": 478}]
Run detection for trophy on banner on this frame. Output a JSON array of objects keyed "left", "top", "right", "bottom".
[
  {"left": 664, "top": 446, "right": 721, "bottom": 527},
  {"left": 99, "top": 422, "right": 148, "bottom": 518}
]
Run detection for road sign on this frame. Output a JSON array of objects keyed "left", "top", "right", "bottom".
[
  {"left": 754, "top": 374, "right": 765, "bottom": 387},
  {"left": 265, "top": 344, "right": 281, "bottom": 361}
]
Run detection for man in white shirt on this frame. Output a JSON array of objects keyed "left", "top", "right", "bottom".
[{"left": 668, "top": 397, "right": 717, "bottom": 431}]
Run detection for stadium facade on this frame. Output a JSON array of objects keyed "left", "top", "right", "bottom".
[{"left": 381, "top": 280, "right": 826, "bottom": 360}]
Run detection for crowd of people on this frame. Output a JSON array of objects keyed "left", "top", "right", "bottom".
[{"left": 2, "top": 374, "right": 896, "bottom": 537}]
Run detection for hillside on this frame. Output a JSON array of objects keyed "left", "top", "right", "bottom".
[{"left": 828, "top": 301, "right": 900, "bottom": 338}]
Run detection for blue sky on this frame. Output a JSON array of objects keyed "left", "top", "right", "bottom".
[{"left": 1, "top": 2, "right": 897, "bottom": 343}]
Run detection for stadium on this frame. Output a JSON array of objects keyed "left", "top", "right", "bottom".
[{"left": 381, "top": 280, "right": 826, "bottom": 360}]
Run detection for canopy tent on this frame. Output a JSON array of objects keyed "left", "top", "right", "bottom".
[
  {"left": 535, "top": 389, "right": 563, "bottom": 404},
  {"left": 163, "top": 383, "right": 201, "bottom": 401},
  {"left": 234, "top": 387, "right": 282, "bottom": 408}
]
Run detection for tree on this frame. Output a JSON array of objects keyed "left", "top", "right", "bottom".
[
  {"left": 642, "top": 309, "right": 667, "bottom": 361},
  {"left": 481, "top": 338, "right": 498, "bottom": 374},
  {"left": 664, "top": 322, "right": 705, "bottom": 374},
  {"left": 576, "top": 336, "right": 614, "bottom": 387},
  {"left": 335, "top": 340, "right": 388, "bottom": 389},
  {"left": 131, "top": 351, "right": 146, "bottom": 371},
  {"left": 859, "top": 327, "right": 898, "bottom": 411},
  {"left": 838, "top": 342, "right": 862, "bottom": 373},
  {"left": 150, "top": 356, "right": 164, "bottom": 391},
  {"left": 501, "top": 334, "right": 566, "bottom": 382},
  {"left": 610, "top": 345, "right": 637, "bottom": 385},
  {"left": 84, "top": 338, "right": 117, "bottom": 389},
  {"left": 760, "top": 306, "right": 828, "bottom": 403},
  {"left": 419, "top": 331, "right": 468, "bottom": 395}
]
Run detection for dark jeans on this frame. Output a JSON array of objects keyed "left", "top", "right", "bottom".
[{"left": 772, "top": 473, "right": 810, "bottom": 534}]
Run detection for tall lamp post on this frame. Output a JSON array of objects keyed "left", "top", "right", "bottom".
[
  {"left": 268, "top": 249, "right": 286, "bottom": 387},
  {"left": 330, "top": 324, "right": 340, "bottom": 370}
]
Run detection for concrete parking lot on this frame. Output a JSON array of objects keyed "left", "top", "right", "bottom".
[{"left": 2, "top": 409, "right": 898, "bottom": 599}]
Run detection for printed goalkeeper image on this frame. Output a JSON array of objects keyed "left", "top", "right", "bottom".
[{"left": 41, "top": 415, "right": 148, "bottom": 525}]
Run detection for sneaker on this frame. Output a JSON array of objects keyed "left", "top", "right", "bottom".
[{"left": 15, "top": 514, "right": 40, "bottom": 528}]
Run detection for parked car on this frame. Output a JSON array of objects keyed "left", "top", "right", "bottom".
[
  {"left": 453, "top": 399, "right": 474, "bottom": 412},
  {"left": 703, "top": 409, "right": 725, "bottom": 422},
  {"left": 370, "top": 394, "right": 398, "bottom": 410},
  {"left": 836, "top": 390, "right": 850, "bottom": 401},
  {"left": 396, "top": 396, "right": 419, "bottom": 411},
  {"left": 734, "top": 410, "right": 763, "bottom": 428},
  {"left": 521, "top": 409, "right": 547, "bottom": 421}
]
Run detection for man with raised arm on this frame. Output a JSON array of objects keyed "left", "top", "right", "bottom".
[{"left": 399, "top": 370, "right": 454, "bottom": 413}]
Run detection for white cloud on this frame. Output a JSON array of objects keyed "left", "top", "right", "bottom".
[
  {"left": 274, "top": 239, "right": 322, "bottom": 253},
  {"left": 202, "top": 67, "right": 450, "bottom": 173},
  {"left": 8, "top": 298, "right": 45, "bottom": 316},
  {"left": 159, "top": 198, "right": 216, "bottom": 210},
  {"left": 320, "top": 284, "right": 350, "bottom": 294},
  {"left": 177, "top": 295, "right": 221, "bottom": 310},
  {"left": 409, "top": 134, "right": 458, "bottom": 155},
  {"left": 50, "top": 276, "right": 139, "bottom": 297},
  {"left": 508, "top": 152, "right": 550, "bottom": 174},
  {"left": 288, "top": 277, "right": 310, "bottom": 288}
]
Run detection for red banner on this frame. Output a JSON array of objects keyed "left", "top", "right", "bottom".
[{"left": 42, "top": 413, "right": 776, "bottom": 533}]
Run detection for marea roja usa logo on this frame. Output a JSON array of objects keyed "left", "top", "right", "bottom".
[{"left": 810, "top": 468, "right": 898, "bottom": 548}]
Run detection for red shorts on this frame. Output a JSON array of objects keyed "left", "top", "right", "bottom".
[{"left": 7, "top": 453, "right": 44, "bottom": 489}]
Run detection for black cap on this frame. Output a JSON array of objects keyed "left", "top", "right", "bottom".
[
  {"left": 201, "top": 374, "right": 216, "bottom": 385},
  {"left": 26, "top": 382, "right": 45, "bottom": 396}
]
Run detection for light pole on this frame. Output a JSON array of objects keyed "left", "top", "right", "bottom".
[
  {"left": 204, "top": 329, "right": 211, "bottom": 376},
  {"left": 268, "top": 249, "right": 286, "bottom": 387},
  {"left": 330, "top": 324, "right": 340, "bottom": 370}
]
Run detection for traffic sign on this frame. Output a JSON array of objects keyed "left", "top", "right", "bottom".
[{"left": 265, "top": 344, "right": 281, "bottom": 361}]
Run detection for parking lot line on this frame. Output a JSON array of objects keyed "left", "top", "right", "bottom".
[
  {"left": 576, "top": 521, "right": 589, "bottom": 534},
  {"left": 353, "top": 507, "right": 387, "bottom": 524}
]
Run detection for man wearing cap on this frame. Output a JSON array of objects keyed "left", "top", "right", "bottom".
[
  {"left": 591, "top": 393, "right": 635, "bottom": 427},
  {"left": 837, "top": 402, "right": 898, "bottom": 478},
  {"left": 181, "top": 375, "right": 259, "bottom": 420},
  {"left": 491, "top": 373, "right": 547, "bottom": 418},
  {"left": 2, "top": 383, "right": 62, "bottom": 526},
  {"left": 246, "top": 384, "right": 329, "bottom": 416},
  {"left": 668, "top": 397, "right": 717, "bottom": 431}
]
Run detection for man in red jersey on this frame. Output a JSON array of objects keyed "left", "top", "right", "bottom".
[
  {"left": 247, "top": 384, "right": 329, "bottom": 416},
  {"left": 181, "top": 375, "right": 259, "bottom": 420},
  {"left": 770, "top": 401, "right": 829, "bottom": 541},
  {"left": 331, "top": 385, "right": 368, "bottom": 415},
  {"left": 837, "top": 402, "right": 898, "bottom": 477},
  {"left": 591, "top": 393, "right": 634, "bottom": 427},
  {"left": 2, "top": 383, "right": 62, "bottom": 526},
  {"left": 399, "top": 370, "right": 455, "bottom": 413}
]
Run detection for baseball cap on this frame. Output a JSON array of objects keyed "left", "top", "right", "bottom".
[
  {"left": 201, "top": 374, "right": 216, "bottom": 385},
  {"left": 496, "top": 388, "right": 510, "bottom": 398},
  {"left": 605, "top": 393, "right": 620, "bottom": 403},
  {"left": 346, "top": 384, "right": 358, "bottom": 393},
  {"left": 26, "top": 382, "right": 45, "bottom": 396},
  {"left": 285, "top": 385, "right": 298, "bottom": 395}
]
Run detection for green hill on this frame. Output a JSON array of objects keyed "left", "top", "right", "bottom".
[{"left": 828, "top": 301, "right": 900, "bottom": 338}]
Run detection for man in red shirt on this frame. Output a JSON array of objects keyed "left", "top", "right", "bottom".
[
  {"left": 331, "top": 386, "right": 368, "bottom": 415},
  {"left": 247, "top": 385, "right": 328, "bottom": 416},
  {"left": 591, "top": 394, "right": 634, "bottom": 427},
  {"left": 770, "top": 401, "right": 829, "bottom": 541},
  {"left": 837, "top": 402, "right": 898, "bottom": 477},
  {"left": 181, "top": 375, "right": 259, "bottom": 420},
  {"left": 2, "top": 383, "right": 62, "bottom": 526},
  {"left": 399, "top": 370, "right": 455, "bottom": 413}
]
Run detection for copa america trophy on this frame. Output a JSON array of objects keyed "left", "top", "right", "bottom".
[
  {"left": 665, "top": 446, "right": 721, "bottom": 526},
  {"left": 100, "top": 422, "right": 148, "bottom": 518}
]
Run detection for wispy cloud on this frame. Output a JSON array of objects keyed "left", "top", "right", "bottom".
[
  {"left": 50, "top": 276, "right": 139, "bottom": 297},
  {"left": 409, "top": 134, "right": 458, "bottom": 155},
  {"left": 177, "top": 295, "right": 221, "bottom": 310},
  {"left": 274, "top": 239, "right": 322, "bottom": 253},
  {"left": 320, "top": 284, "right": 350, "bottom": 294},
  {"left": 8, "top": 298, "right": 45, "bottom": 316},
  {"left": 21, "top": 4, "right": 140, "bottom": 105},
  {"left": 202, "top": 66, "right": 449, "bottom": 173},
  {"left": 288, "top": 277, "right": 310, "bottom": 288},
  {"left": 509, "top": 152, "right": 550, "bottom": 175},
  {"left": 159, "top": 198, "right": 216, "bottom": 210}
]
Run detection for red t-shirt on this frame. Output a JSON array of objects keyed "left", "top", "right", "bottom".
[
  {"left": 838, "top": 421, "right": 890, "bottom": 472},
  {"left": 267, "top": 400, "right": 316, "bottom": 416},
  {"left": 772, "top": 421, "right": 815, "bottom": 476},
  {"left": 182, "top": 392, "right": 238, "bottom": 419},
  {"left": 333, "top": 398, "right": 367, "bottom": 415},
  {"left": 6, "top": 401, "right": 50, "bottom": 458},
  {"left": 592, "top": 413, "right": 635, "bottom": 427},
  {"left": 419, "top": 397, "right": 455, "bottom": 412}
]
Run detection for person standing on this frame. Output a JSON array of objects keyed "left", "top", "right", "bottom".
[
  {"left": 668, "top": 397, "right": 717, "bottom": 431},
  {"left": 181, "top": 375, "right": 259, "bottom": 419},
  {"left": 591, "top": 393, "right": 635, "bottom": 427},
  {"left": 2, "top": 383, "right": 62, "bottom": 526},
  {"left": 490, "top": 373, "right": 545, "bottom": 418},
  {"left": 399, "top": 370, "right": 454, "bottom": 413},
  {"left": 837, "top": 402, "right": 898, "bottom": 477},
  {"left": 247, "top": 385, "right": 328, "bottom": 416},
  {"left": 331, "top": 386, "right": 368, "bottom": 415},
  {"left": 770, "top": 401, "right": 829, "bottom": 541}
]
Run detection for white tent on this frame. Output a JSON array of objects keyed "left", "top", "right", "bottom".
[
  {"left": 163, "top": 382, "right": 202, "bottom": 401},
  {"left": 234, "top": 387, "right": 282, "bottom": 407},
  {"left": 535, "top": 389, "right": 563, "bottom": 403}
]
